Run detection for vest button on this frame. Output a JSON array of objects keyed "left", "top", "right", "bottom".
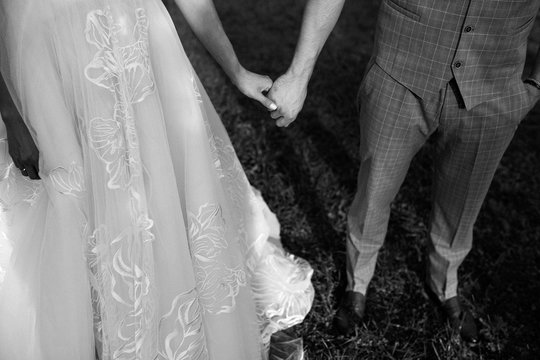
[
  {"left": 464, "top": 25, "right": 473, "bottom": 33},
  {"left": 454, "top": 61, "right": 462, "bottom": 68}
]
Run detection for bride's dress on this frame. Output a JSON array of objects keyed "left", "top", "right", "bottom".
[{"left": 0, "top": 1, "right": 314, "bottom": 359}]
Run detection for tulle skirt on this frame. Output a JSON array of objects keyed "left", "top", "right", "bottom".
[{"left": 0, "top": 1, "right": 314, "bottom": 359}]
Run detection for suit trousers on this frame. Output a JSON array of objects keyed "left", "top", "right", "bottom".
[{"left": 347, "top": 61, "right": 531, "bottom": 301}]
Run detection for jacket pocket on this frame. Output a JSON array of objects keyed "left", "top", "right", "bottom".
[
  {"left": 384, "top": 0, "right": 421, "bottom": 22},
  {"left": 508, "top": 15, "right": 535, "bottom": 35}
]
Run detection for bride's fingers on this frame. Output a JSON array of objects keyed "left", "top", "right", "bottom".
[
  {"left": 251, "top": 90, "right": 277, "bottom": 111},
  {"left": 261, "top": 76, "right": 273, "bottom": 92},
  {"left": 262, "top": 83, "right": 272, "bottom": 93}
]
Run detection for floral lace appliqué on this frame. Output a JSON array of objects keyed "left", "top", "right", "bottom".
[
  {"left": 86, "top": 217, "right": 157, "bottom": 360},
  {"left": 157, "top": 288, "right": 209, "bottom": 360},
  {"left": 49, "top": 163, "right": 86, "bottom": 197},
  {"left": 84, "top": 7, "right": 163, "bottom": 359},
  {"left": 188, "top": 203, "right": 247, "bottom": 315},
  {"left": 85, "top": 7, "right": 155, "bottom": 190}
]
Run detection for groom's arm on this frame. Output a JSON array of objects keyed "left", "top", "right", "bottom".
[{"left": 268, "top": 0, "right": 346, "bottom": 127}]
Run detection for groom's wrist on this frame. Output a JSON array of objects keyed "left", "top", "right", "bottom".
[
  {"left": 289, "top": 55, "right": 315, "bottom": 80},
  {"left": 287, "top": 65, "right": 312, "bottom": 88}
]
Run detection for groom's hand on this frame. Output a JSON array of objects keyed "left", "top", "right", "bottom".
[{"left": 268, "top": 71, "right": 309, "bottom": 127}]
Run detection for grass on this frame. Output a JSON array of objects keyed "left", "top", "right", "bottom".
[{"left": 164, "top": 1, "right": 540, "bottom": 359}]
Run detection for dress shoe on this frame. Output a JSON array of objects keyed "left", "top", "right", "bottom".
[
  {"left": 332, "top": 291, "right": 366, "bottom": 336},
  {"left": 442, "top": 296, "right": 479, "bottom": 344},
  {"left": 423, "top": 283, "right": 479, "bottom": 343}
]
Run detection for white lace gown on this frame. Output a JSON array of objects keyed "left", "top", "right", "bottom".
[{"left": 0, "top": 1, "right": 314, "bottom": 359}]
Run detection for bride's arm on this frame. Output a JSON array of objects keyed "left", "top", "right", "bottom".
[{"left": 173, "top": 0, "right": 276, "bottom": 110}]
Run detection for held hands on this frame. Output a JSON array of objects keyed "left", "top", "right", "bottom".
[
  {"left": 4, "top": 115, "right": 40, "bottom": 180},
  {"left": 267, "top": 71, "right": 309, "bottom": 128},
  {"left": 233, "top": 66, "right": 309, "bottom": 128}
]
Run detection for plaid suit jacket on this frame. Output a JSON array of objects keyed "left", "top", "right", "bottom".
[{"left": 374, "top": 0, "right": 540, "bottom": 109}]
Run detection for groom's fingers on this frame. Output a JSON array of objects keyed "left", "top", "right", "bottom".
[
  {"left": 271, "top": 110, "right": 296, "bottom": 127},
  {"left": 270, "top": 110, "right": 282, "bottom": 120},
  {"left": 276, "top": 118, "right": 292, "bottom": 128},
  {"left": 271, "top": 112, "right": 293, "bottom": 127}
]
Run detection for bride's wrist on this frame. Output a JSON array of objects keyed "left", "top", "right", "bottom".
[{"left": 228, "top": 63, "right": 246, "bottom": 88}]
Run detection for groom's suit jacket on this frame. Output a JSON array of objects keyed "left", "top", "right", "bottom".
[{"left": 374, "top": 0, "right": 540, "bottom": 109}]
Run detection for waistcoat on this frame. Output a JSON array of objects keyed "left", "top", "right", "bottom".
[{"left": 374, "top": 0, "right": 540, "bottom": 109}]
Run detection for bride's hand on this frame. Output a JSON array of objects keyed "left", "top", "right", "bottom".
[
  {"left": 4, "top": 114, "right": 40, "bottom": 180},
  {"left": 233, "top": 67, "right": 277, "bottom": 111}
]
